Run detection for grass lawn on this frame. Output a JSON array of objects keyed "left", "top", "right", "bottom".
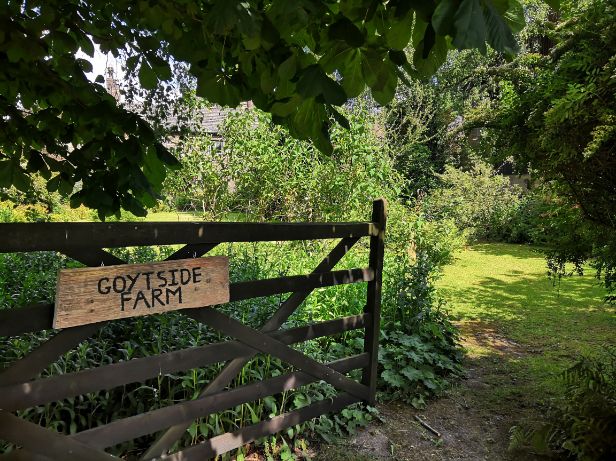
[
  {"left": 438, "top": 242, "right": 615, "bottom": 401},
  {"left": 143, "top": 211, "right": 203, "bottom": 221},
  {"left": 142, "top": 211, "right": 252, "bottom": 222}
]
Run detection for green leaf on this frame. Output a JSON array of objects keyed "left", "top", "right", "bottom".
[
  {"left": 297, "top": 65, "right": 346, "bottom": 106},
  {"left": 543, "top": 0, "right": 560, "bottom": 9},
  {"left": 361, "top": 50, "right": 384, "bottom": 87},
  {"left": 57, "top": 176, "right": 74, "bottom": 196},
  {"left": 388, "top": 49, "right": 407, "bottom": 66},
  {"left": 260, "top": 70, "right": 276, "bottom": 93},
  {"left": 453, "top": 0, "right": 487, "bottom": 54},
  {"left": 483, "top": 1, "right": 518, "bottom": 54},
  {"left": 385, "top": 11, "right": 414, "bottom": 50},
  {"left": 381, "top": 369, "right": 406, "bottom": 387},
  {"left": 421, "top": 23, "right": 436, "bottom": 59},
  {"left": 291, "top": 98, "right": 332, "bottom": 154},
  {"left": 340, "top": 49, "right": 364, "bottom": 98},
  {"left": 196, "top": 72, "right": 242, "bottom": 107},
  {"left": 372, "top": 71, "right": 397, "bottom": 106},
  {"left": 328, "top": 105, "right": 350, "bottom": 129},
  {"left": 25, "top": 150, "right": 49, "bottom": 177},
  {"left": 271, "top": 95, "right": 302, "bottom": 117},
  {"left": 0, "top": 158, "right": 31, "bottom": 192},
  {"left": 503, "top": 0, "right": 526, "bottom": 34},
  {"left": 400, "top": 367, "right": 424, "bottom": 381},
  {"left": 152, "top": 60, "right": 172, "bottom": 81},
  {"left": 139, "top": 62, "right": 158, "bottom": 89},
  {"left": 432, "top": 0, "right": 457, "bottom": 36},
  {"left": 414, "top": 35, "right": 449, "bottom": 77},
  {"left": 278, "top": 54, "right": 297, "bottom": 81},
  {"left": 328, "top": 17, "right": 365, "bottom": 47},
  {"left": 319, "top": 42, "right": 353, "bottom": 73}
]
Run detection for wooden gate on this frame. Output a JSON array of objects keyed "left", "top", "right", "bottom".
[{"left": 0, "top": 199, "right": 386, "bottom": 460}]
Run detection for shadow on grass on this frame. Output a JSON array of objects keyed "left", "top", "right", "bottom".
[
  {"left": 441, "top": 270, "right": 609, "bottom": 325},
  {"left": 470, "top": 243, "right": 548, "bottom": 260}
]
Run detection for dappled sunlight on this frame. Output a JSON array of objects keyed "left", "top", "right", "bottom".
[{"left": 438, "top": 242, "right": 615, "bottom": 399}]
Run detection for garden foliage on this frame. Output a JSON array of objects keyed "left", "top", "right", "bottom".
[
  {"left": 1, "top": 0, "right": 536, "bottom": 216},
  {"left": 0, "top": 107, "right": 464, "bottom": 458},
  {"left": 509, "top": 347, "right": 616, "bottom": 460},
  {"left": 458, "top": 0, "right": 616, "bottom": 300}
]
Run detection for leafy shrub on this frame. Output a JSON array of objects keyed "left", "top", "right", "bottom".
[
  {"left": 379, "top": 219, "right": 464, "bottom": 407},
  {"left": 0, "top": 252, "right": 67, "bottom": 309},
  {"left": 509, "top": 347, "right": 616, "bottom": 460},
  {"left": 0, "top": 200, "right": 95, "bottom": 223},
  {"left": 424, "top": 162, "right": 525, "bottom": 242},
  {"left": 164, "top": 106, "right": 402, "bottom": 223}
]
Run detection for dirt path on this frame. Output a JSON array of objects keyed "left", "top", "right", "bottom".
[{"left": 337, "top": 321, "right": 543, "bottom": 461}]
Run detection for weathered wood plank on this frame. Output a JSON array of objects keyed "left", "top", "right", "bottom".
[
  {"left": 362, "top": 199, "right": 387, "bottom": 404},
  {"left": 0, "top": 410, "right": 119, "bottom": 461},
  {"left": 54, "top": 257, "right": 230, "bottom": 328},
  {"left": 0, "top": 303, "right": 54, "bottom": 338},
  {"left": 188, "top": 309, "right": 370, "bottom": 401},
  {"left": 59, "top": 247, "right": 125, "bottom": 267},
  {"left": 73, "top": 355, "right": 368, "bottom": 449},
  {"left": 229, "top": 267, "right": 373, "bottom": 301},
  {"left": 165, "top": 243, "right": 219, "bottom": 261},
  {"left": 0, "top": 222, "right": 376, "bottom": 252},
  {"left": 0, "top": 267, "right": 371, "bottom": 337},
  {"left": 0, "top": 322, "right": 104, "bottom": 386}
]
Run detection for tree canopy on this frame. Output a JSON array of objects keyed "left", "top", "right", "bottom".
[
  {"left": 453, "top": 0, "right": 615, "bottom": 299},
  {"left": 0, "top": 0, "right": 553, "bottom": 217}
]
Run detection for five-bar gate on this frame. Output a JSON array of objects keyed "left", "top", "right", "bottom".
[{"left": 0, "top": 199, "right": 386, "bottom": 460}]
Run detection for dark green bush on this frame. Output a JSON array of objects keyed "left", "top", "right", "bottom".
[{"left": 509, "top": 347, "right": 616, "bottom": 460}]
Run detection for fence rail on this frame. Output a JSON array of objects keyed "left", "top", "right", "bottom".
[{"left": 0, "top": 199, "right": 386, "bottom": 460}]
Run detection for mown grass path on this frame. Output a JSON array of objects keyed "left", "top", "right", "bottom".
[
  {"left": 333, "top": 243, "right": 615, "bottom": 461},
  {"left": 439, "top": 243, "right": 614, "bottom": 398}
]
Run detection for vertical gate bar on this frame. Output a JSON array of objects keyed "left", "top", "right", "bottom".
[{"left": 361, "top": 198, "right": 387, "bottom": 404}]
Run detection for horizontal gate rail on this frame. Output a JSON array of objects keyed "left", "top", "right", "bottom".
[
  {"left": 157, "top": 393, "right": 361, "bottom": 461},
  {"left": 0, "top": 267, "right": 372, "bottom": 338},
  {"left": 0, "top": 221, "right": 378, "bottom": 252},
  {"left": 0, "top": 314, "right": 368, "bottom": 411},
  {"left": 72, "top": 354, "right": 369, "bottom": 449},
  {"left": 0, "top": 199, "right": 387, "bottom": 461},
  {"left": 141, "top": 235, "right": 362, "bottom": 459}
]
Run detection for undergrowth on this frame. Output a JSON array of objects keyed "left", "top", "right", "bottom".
[{"left": 509, "top": 347, "right": 616, "bottom": 460}]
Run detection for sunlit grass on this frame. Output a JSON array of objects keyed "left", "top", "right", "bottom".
[
  {"left": 143, "top": 211, "right": 203, "bottom": 221},
  {"left": 437, "top": 243, "right": 615, "bottom": 398}
]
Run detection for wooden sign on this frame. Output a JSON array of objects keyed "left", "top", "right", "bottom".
[{"left": 53, "top": 257, "right": 229, "bottom": 329}]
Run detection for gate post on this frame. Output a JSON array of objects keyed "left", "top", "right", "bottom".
[{"left": 362, "top": 198, "right": 387, "bottom": 404}]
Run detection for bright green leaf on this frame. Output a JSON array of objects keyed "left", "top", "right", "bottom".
[
  {"left": 484, "top": 1, "right": 518, "bottom": 54},
  {"left": 139, "top": 62, "right": 158, "bottom": 89}
]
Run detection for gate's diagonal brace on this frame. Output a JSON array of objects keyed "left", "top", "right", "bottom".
[
  {"left": 141, "top": 237, "right": 360, "bottom": 460},
  {"left": 189, "top": 308, "right": 371, "bottom": 401},
  {"left": 0, "top": 409, "right": 119, "bottom": 461}
]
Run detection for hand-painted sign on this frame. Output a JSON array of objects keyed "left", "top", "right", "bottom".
[{"left": 53, "top": 257, "right": 229, "bottom": 328}]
